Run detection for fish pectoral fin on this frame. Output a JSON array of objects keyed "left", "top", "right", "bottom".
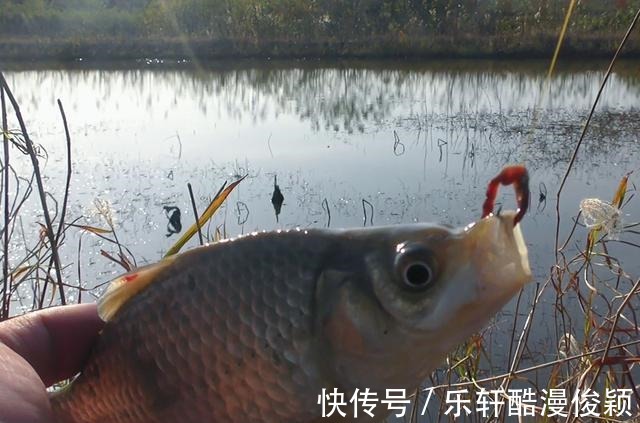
[{"left": 98, "top": 256, "right": 177, "bottom": 321}]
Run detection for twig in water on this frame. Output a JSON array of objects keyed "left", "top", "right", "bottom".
[
  {"left": 437, "top": 138, "right": 447, "bottom": 163},
  {"left": 537, "top": 181, "right": 547, "bottom": 212},
  {"left": 362, "top": 199, "right": 374, "bottom": 226},
  {"left": 321, "top": 198, "right": 331, "bottom": 228},
  {"left": 175, "top": 132, "right": 182, "bottom": 159},
  {"left": 236, "top": 201, "right": 249, "bottom": 225},
  {"left": 393, "top": 130, "right": 405, "bottom": 156},
  {"left": 267, "top": 133, "right": 274, "bottom": 158},
  {"left": 187, "top": 183, "right": 204, "bottom": 245}
]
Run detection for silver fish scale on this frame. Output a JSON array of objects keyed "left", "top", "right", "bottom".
[{"left": 53, "top": 230, "right": 334, "bottom": 423}]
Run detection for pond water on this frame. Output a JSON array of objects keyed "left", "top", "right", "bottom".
[{"left": 3, "top": 59, "right": 640, "bottom": 418}]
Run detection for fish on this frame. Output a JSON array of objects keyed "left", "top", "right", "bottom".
[{"left": 51, "top": 210, "right": 531, "bottom": 423}]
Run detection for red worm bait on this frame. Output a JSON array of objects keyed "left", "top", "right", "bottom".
[{"left": 481, "top": 165, "right": 530, "bottom": 226}]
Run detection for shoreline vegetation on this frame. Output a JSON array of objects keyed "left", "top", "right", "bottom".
[
  {"left": 4, "top": 34, "right": 640, "bottom": 62},
  {"left": 2, "top": 0, "right": 640, "bottom": 61}
]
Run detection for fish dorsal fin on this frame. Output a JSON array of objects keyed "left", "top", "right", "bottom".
[{"left": 98, "top": 256, "right": 177, "bottom": 322}]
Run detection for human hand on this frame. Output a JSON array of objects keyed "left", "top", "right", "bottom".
[{"left": 0, "top": 304, "right": 104, "bottom": 423}]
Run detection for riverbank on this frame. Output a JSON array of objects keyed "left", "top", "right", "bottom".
[
  {"left": 2, "top": 32, "right": 640, "bottom": 62},
  {"left": 4, "top": 0, "right": 640, "bottom": 61}
]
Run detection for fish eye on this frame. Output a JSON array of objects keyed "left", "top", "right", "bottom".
[
  {"left": 395, "top": 243, "right": 437, "bottom": 290},
  {"left": 404, "top": 262, "right": 433, "bottom": 288}
]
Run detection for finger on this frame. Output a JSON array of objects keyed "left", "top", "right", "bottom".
[
  {"left": 0, "top": 342, "right": 53, "bottom": 423},
  {"left": 0, "top": 303, "right": 104, "bottom": 386}
]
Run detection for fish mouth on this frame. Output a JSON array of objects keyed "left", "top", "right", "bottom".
[
  {"left": 465, "top": 210, "right": 532, "bottom": 293},
  {"left": 423, "top": 210, "right": 532, "bottom": 339},
  {"left": 511, "top": 219, "right": 531, "bottom": 283},
  {"left": 402, "top": 210, "right": 532, "bottom": 354}
]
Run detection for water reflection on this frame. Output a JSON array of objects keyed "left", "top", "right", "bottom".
[{"left": 6, "top": 61, "right": 640, "bottom": 155}]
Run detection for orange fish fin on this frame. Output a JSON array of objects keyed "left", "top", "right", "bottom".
[{"left": 98, "top": 256, "right": 177, "bottom": 321}]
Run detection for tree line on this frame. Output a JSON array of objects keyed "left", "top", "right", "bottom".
[
  {"left": 1, "top": 1, "right": 639, "bottom": 58},
  {"left": 3, "top": 1, "right": 638, "bottom": 39}
]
